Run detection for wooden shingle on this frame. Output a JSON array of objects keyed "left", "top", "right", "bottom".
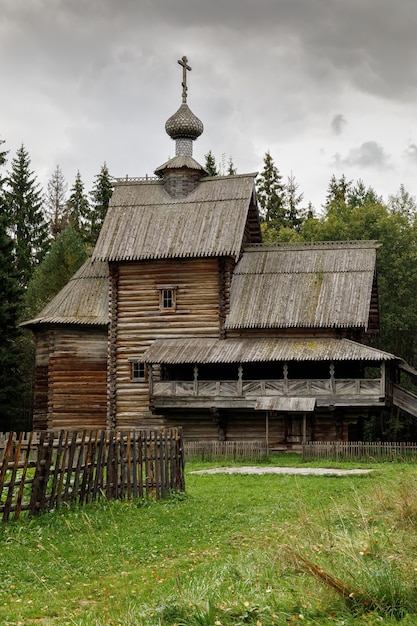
[{"left": 226, "top": 241, "right": 379, "bottom": 330}]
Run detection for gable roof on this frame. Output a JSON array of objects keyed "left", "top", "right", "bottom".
[
  {"left": 21, "top": 258, "right": 109, "bottom": 328},
  {"left": 225, "top": 241, "right": 379, "bottom": 330},
  {"left": 143, "top": 337, "right": 397, "bottom": 364},
  {"left": 92, "top": 173, "right": 260, "bottom": 262}
]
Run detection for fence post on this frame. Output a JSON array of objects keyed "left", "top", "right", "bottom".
[
  {"left": 106, "top": 431, "right": 117, "bottom": 501},
  {"left": 29, "top": 432, "right": 55, "bottom": 515}
]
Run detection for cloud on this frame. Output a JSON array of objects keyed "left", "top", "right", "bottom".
[
  {"left": 404, "top": 144, "right": 417, "bottom": 163},
  {"left": 332, "top": 141, "right": 391, "bottom": 170},
  {"left": 2, "top": 0, "right": 417, "bottom": 209},
  {"left": 331, "top": 114, "right": 347, "bottom": 135}
]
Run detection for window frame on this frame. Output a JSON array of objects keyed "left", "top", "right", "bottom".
[
  {"left": 157, "top": 284, "right": 178, "bottom": 312},
  {"left": 130, "top": 360, "right": 147, "bottom": 382}
]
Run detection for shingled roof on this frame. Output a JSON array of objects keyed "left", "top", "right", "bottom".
[
  {"left": 143, "top": 337, "right": 397, "bottom": 364},
  {"left": 22, "top": 258, "right": 109, "bottom": 328},
  {"left": 225, "top": 241, "right": 379, "bottom": 330},
  {"left": 92, "top": 173, "right": 260, "bottom": 262}
]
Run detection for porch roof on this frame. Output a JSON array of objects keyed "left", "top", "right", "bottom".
[{"left": 143, "top": 337, "right": 398, "bottom": 365}]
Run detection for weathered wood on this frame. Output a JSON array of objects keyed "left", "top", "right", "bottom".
[
  {"left": 303, "top": 441, "right": 417, "bottom": 462},
  {"left": 184, "top": 440, "right": 268, "bottom": 462},
  {"left": 0, "top": 428, "right": 185, "bottom": 521},
  {"left": 32, "top": 328, "right": 108, "bottom": 431},
  {"left": 392, "top": 384, "right": 417, "bottom": 418},
  {"left": 114, "top": 258, "right": 222, "bottom": 427},
  {"left": 48, "top": 430, "right": 65, "bottom": 510},
  {"left": 15, "top": 432, "right": 34, "bottom": 518}
]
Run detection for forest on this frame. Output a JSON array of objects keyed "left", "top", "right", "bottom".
[{"left": 1, "top": 140, "right": 417, "bottom": 438}]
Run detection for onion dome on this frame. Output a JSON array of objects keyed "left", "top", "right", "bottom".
[
  {"left": 155, "top": 56, "right": 207, "bottom": 196},
  {"left": 165, "top": 103, "right": 204, "bottom": 141}
]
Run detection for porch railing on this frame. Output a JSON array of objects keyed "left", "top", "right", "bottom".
[{"left": 152, "top": 378, "right": 383, "bottom": 398}]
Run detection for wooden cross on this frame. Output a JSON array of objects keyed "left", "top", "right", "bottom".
[{"left": 178, "top": 56, "right": 191, "bottom": 103}]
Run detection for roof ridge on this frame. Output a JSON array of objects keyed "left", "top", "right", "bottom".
[{"left": 245, "top": 240, "right": 380, "bottom": 251}]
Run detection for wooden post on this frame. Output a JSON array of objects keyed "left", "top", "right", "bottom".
[
  {"left": 283, "top": 364, "right": 288, "bottom": 394},
  {"left": 193, "top": 365, "right": 198, "bottom": 396},
  {"left": 330, "top": 363, "right": 336, "bottom": 394},
  {"left": 265, "top": 411, "right": 269, "bottom": 451},
  {"left": 148, "top": 365, "right": 154, "bottom": 396},
  {"left": 302, "top": 413, "right": 307, "bottom": 444},
  {"left": 238, "top": 365, "right": 243, "bottom": 396},
  {"left": 381, "top": 361, "right": 386, "bottom": 396}
]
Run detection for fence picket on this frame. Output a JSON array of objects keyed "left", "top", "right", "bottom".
[
  {"left": 0, "top": 428, "right": 184, "bottom": 522},
  {"left": 184, "top": 440, "right": 268, "bottom": 462},
  {"left": 15, "top": 432, "right": 34, "bottom": 519},
  {"left": 302, "top": 441, "right": 417, "bottom": 462}
]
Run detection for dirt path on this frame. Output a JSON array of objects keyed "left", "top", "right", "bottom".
[{"left": 190, "top": 466, "right": 372, "bottom": 476}]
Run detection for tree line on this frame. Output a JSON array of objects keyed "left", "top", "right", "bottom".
[{"left": 0, "top": 138, "right": 113, "bottom": 429}]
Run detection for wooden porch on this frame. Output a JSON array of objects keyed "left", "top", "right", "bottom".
[{"left": 150, "top": 375, "right": 386, "bottom": 410}]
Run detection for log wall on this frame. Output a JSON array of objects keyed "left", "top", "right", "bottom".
[
  {"left": 33, "top": 328, "right": 108, "bottom": 431},
  {"left": 114, "top": 258, "right": 223, "bottom": 428}
]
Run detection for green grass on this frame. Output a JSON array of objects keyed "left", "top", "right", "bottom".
[{"left": 1, "top": 456, "right": 417, "bottom": 625}]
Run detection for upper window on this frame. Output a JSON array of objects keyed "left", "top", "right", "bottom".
[
  {"left": 162, "top": 289, "right": 174, "bottom": 309},
  {"left": 157, "top": 285, "right": 178, "bottom": 311},
  {"left": 131, "top": 361, "right": 146, "bottom": 382}
]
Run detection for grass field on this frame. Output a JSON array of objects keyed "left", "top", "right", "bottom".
[{"left": 1, "top": 454, "right": 417, "bottom": 625}]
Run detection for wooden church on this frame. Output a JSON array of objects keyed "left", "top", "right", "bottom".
[{"left": 23, "top": 57, "right": 415, "bottom": 449}]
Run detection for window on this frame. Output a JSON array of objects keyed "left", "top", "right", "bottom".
[
  {"left": 157, "top": 284, "right": 178, "bottom": 311},
  {"left": 131, "top": 361, "right": 146, "bottom": 382},
  {"left": 162, "top": 289, "right": 173, "bottom": 309}
]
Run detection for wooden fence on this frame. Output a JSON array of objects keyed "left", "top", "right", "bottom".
[
  {"left": 0, "top": 428, "right": 185, "bottom": 522},
  {"left": 302, "top": 441, "right": 417, "bottom": 463},
  {"left": 184, "top": 440, "right": 268, "bottom": 462}
]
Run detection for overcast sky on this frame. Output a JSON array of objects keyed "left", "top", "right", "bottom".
[{"left": 2, "top": 0, "right": 417, "bottom": 212}]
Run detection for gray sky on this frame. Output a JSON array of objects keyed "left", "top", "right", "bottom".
[{"left": 2, "top": 0, "right": 417, "bottom": 211}]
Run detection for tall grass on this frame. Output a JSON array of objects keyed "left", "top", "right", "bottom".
[{"left": 1, "top": 458, "right": 417, "bottom": 624}]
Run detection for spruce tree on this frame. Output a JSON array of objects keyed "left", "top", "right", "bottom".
[
  {"left": 0, "top": 140, "right": 26, "bottom": 428},
  {"left": 204, "top": 151, "right": 218, "bottom": 176},
  {"left": 0, "top": 137, "right": 8, "bottom": 181},
  {"left": 87, "top": 162, "right": 113, "bottom": 245},
  {"left": 285, "top": 172, "right": 304, "bottom": 231},
  {"left": 4, "top": 144, "right": 49, "bottom": 287},
  {"left": 67, "top": 170, "right": 90, "bottom": 236},
  {"left": 325, "top": 174, "right": 351, "bottom": 210},
  {"left": 0, "top": 212, "right": 26, "bottom": 428},
  {"left": 45, "top": 164, "right": 68, "bottom": 239},
  {"left": 256, "top": 151, "right": 285, "bottom": 225},
  {"left": 227, "top": 157, "right": 237, "bottom": 175}
]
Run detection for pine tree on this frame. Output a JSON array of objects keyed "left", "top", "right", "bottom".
[
  {"left": 87, "top": 163, "right": 113, "bottom": 245},
  {"left": 4, "top": 144, "right": 49, "bottom": 287},
  {"left": 45, "top": 165, "right": 68, "bottom": 239},
  {"left": 67, "top": 170, "right": 90, "bottom": 236},
  {"left": 256, "top": 151, "right": 285, "bottom": 225},
  {"left": 204, "top": 151, "right": 218, "bottom": 176}
]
